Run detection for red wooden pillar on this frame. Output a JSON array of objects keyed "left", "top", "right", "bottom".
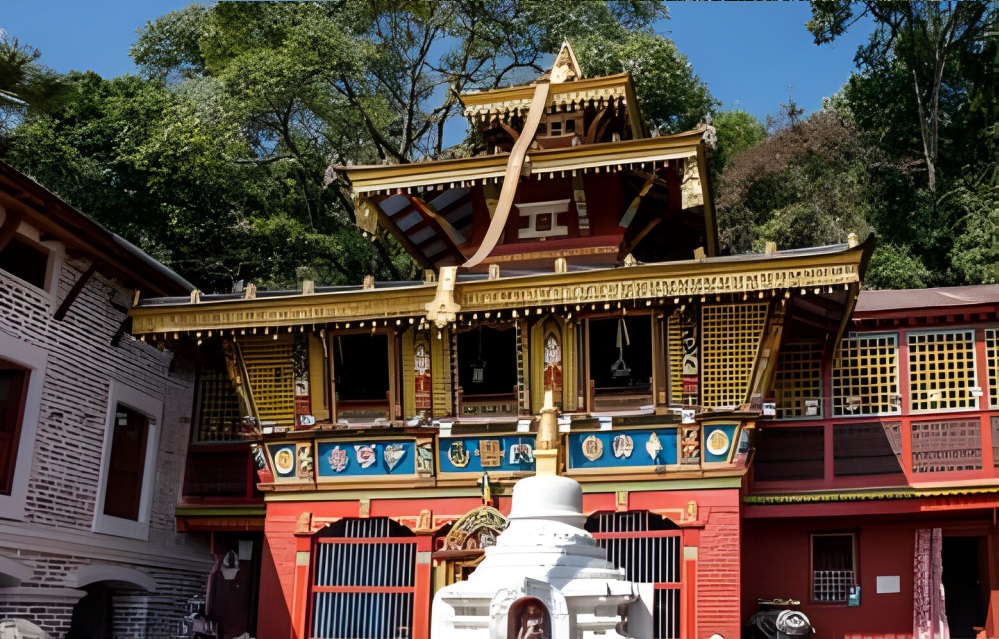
[
  {"left": 291, "top": 518, "right": 314, "bottom": 639},
  {"left": 413, "top": 534, "right": 435, "bottom": 639}
]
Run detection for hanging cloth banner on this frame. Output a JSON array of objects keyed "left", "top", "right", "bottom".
[{"left": 914, "top": 528, "right": 950, "bottom": 639}]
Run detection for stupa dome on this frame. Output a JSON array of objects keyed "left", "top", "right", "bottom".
[{"left": 507, "top": 475, "right": 585, "bottom": 527}]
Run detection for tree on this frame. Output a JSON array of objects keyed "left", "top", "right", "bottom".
[
  {"left": 715, "top": 108, "right": 882, "bottom": 257},
  {"left": 708, "top": 108, "right": 766, "bottom": 176},
  {"left": 808, "top": 1, "right": 995, "bottom": 192},
  {"left": 0, "top": 32, "right": 70, "bottom": 139},
  {"left": 6, "top": 2, "right": 701, "bottom": 292},
  {"left": 573, "top": 29, "right": 717, "bottom": 135}
]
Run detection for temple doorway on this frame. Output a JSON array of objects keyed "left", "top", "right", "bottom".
[{"left": 942, "top": 535, "right": 987, "bottom": 638}]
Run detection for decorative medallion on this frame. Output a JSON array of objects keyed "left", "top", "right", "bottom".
[
  {"left": 478, "top": 440, "right": 502, "bottom": 467},
  {"left": 645, "top": 432, "right": 663, "bottom": 461},
  {"left": 328, "top": 445, "right": 349, "bottom": 473},
  {"left": 582, "top": 435, "right": 604, "bottom": 461},
  {"left": 448, "top": 441, "right": 470, "bottom": 468},
  {"left": 706, "top": 429, "right": 730, "bottom": 456},
  {"left": 273, "top": 446, "right": 295, "bottom": 475},
  {"left": 681, "top": 427, "right": 700, "bottom": 462},
  {"left": 383, "top": 444, "right": 406, "bottom": 471},
  {"left": 354, "top": 444, "right": 377, "bottom": 469},
  {"left": 296, "top": 443, "right": 314, "bottom": 480},
  {"left": 612, "top": 434, "right": 634, "bottom": 459},
  {"left": 509, "top": 442, "right": 534, "bottom": 464},
  {"left": 416, "top": 442, "right": 434, "bottom": 474}
]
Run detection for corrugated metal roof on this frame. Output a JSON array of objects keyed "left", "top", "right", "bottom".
[{"left": 855, "top": 284, "right": 999, "bottom": 313}]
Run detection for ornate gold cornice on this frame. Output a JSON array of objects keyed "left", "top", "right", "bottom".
[
  {"left": 129, "top": 244, "right": 866, "bottom": 335},
  {"left": 457, "top": 248, "right": 864, "bottom": 311},
  {"left": 130, "top": 284, "right": 436, "bottom": 334},
  {"left": 343, "top": 132, "right": 705, "bottom": 195},
  {"left": 459, "top": 73, "right": 633, "bottom": 118}
]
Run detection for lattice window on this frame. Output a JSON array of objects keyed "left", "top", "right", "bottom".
[
  {"left": 811, "top": 533, "right": 855, "bottom": 603},
  {"left": 701, "top": 304, "right": 767, "bottom": 409},
  {"left": 194, "top": 369, "right": 242, "bottom": 442},
  {"left": 908, "top": 330, "right": 977, "bottom": 412},
  {"left": 987, "top": 329, "right": 998, "bottom": 409},
  {"left": 832, "top": 334, "right": 899, "bottom": 416},
  {"left": 240, "top": 336, "right": 295, "bottom": 427},
  {"left": 774, "top": 342, "right": 823, "bottom": 419},
  {"left": 667, "top": 315, "right": 683, "bottom": 403},
  {"left": 911, "top": 418, "right": 982, "bottom": 473}
]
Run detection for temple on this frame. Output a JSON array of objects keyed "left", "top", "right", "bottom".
[{"left": 124, "top": 42, "right": 997, "bottom": 639}]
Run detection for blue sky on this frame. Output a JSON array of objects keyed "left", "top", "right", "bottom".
[{"left": 3, "top": 1, "right": 873, "bottom": 127}]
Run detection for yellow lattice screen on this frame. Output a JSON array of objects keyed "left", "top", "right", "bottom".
[
  {"left": 701, "top": 303, "right": 767, "bottom": 409},
  {"left": 240, "top": 336, "right": 296, "bottom": 427},
  {"left": 667, "top": 314, "right": 684, "bottom": 403},
  {"left": 832, "top": 334, "right": 899, "bottom": 416},
  {"left": 987, "top": 328, "right": 998, "bottom": 409},
  {"left": 908, "top": 330, "right": 978, "bottom": 412},
  {"left": 774, "top": 341, "right": 823, "bottom": 419}
]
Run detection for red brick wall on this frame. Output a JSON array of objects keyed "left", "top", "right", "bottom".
[{"left": 697, "top": 502, "right": 742, "bottom": 639}]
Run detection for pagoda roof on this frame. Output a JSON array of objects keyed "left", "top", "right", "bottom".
[
  {"left": 459, "top": 72, "right": 646, "bottom": 138},
  {"left": 129, "top": 239, "right": 873, "bottom": 336},
  {"left": 344, "top": 128, "right": 707, "bottom": 195}
]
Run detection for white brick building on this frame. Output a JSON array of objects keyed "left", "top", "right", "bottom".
[{"left": 0, "top": 162, "right": 211, "bottom": 637}]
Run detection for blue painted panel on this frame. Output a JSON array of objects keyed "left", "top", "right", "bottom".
[
  {"left": 315, "top": 440, "right": 416, "bottom": 477},
  {"left": 438, "top": 435, "right": 537, "bottom": 473},
  {"left": 567, "top": 429, "right": 678, "bottom": 469},
  {"left": 703, "top": 424, "right": 738, "bottom": 463}
]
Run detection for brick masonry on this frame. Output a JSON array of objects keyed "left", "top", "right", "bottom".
[
  {"left": 0, "top": 233, "right": 212, "bottom": 637},
  {"left": 697, "top": 505, "right": 741, "bottom": 639}
]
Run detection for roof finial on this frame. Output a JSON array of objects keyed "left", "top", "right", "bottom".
[{"left": 550, "top": 40, "right": 583, "bottom": 84}]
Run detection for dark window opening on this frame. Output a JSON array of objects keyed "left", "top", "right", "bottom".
[
  {"left": 0, "top": 362, "right": 29, "bottom": 495},
  {"left": 103, "top": 405, "right": 149, "bottom": 521},
  {"left": 753, "top": 426, "right": 824, "bottom": 481},
  {"left": 457, "top": 325, "right": 517, "bottom": 396},
  {"left": 0, "top": 236, "right": 49, "bottom": 289},
  {"left": 588, "top": 316, "right": 653, "bottom": 411},
  {"left": 811, "top": 533, "right": 855, "bottom": 603},
  {"left": 334, "top": 333, "right": 389, "bottom": 401}
]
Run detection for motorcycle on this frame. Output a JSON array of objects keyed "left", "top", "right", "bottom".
[{"left": 745, "top": 598, "right": 814, "bottom": 639}]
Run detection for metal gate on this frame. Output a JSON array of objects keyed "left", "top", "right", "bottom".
[
  {"left": 310, "top": 518, "right": 417, "bottom": 639},
  {"left": 588, "top": 511, "right": 683, "bottom": 639}
]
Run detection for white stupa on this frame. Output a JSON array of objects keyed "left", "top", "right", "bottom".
[{"left": 431, "top": 395, "right": 648, "bottom": 639}]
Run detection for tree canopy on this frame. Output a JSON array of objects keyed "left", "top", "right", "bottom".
[
  {"left": 0, "top": 1, "right": 993, "bottom": 292},
  {"left": 3, "top": 0, "right": 729, "bottom": 293}
]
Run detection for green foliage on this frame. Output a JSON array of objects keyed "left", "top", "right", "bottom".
[
  {"left": 709, "top": 109, "right": 766, "bottom": 175},
  {"left": 808, "top": 1, "right": 995, "bottom": 192},
  {"left": 5, "top": 2, "right": 695, "bottom": 293},
  {"left": 864, "top": 242, "right": 933, "bottom": 289},
  {"left": 715, "top": 109, "right": 876, "bottom": 254},
  {"left": 575, "top": 30, "right": 717, "bottom": 134},
  {"left": 0, "top": 31, "right": 71, "bottom": 137}
]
